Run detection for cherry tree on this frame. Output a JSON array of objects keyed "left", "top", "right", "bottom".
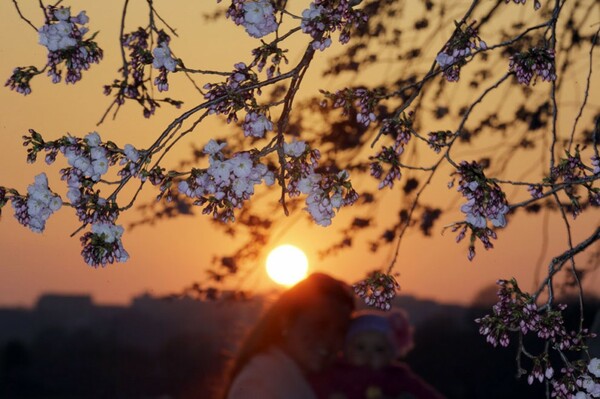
[{"left": 1, "top": 0, "right": 600, "bottom": 396}]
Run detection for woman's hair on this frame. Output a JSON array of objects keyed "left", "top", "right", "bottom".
[{"left": 222, "top": 273, "right": 355, "bottom": 398}]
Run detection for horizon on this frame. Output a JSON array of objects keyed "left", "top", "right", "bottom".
[{"left": 3, "top": 286, "right": 600, "bottom": 311}]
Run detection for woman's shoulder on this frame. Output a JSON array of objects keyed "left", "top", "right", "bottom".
[
  {"left": 228, "top": 348, "right": 317, "bottom": 399},
  {"left": 235, "top": 348, "right": 298, "bottom": 381}
]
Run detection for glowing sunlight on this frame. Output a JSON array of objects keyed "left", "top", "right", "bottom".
[{"left": 265, "top": 244, "right": 309, "bottom": 286}]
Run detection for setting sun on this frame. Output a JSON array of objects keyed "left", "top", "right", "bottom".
[{"left": 266, "top": 245, "right": 309, "bottom": 286}]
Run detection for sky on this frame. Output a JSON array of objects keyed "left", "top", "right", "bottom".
[{"left": 1, "top": 0, "right": 599, "bottom": 308}]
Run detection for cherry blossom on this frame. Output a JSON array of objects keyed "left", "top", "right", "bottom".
[
  {"left": 353, "top": 272, "right": 400, "bottom": 311},
  {"left": 220, "top": 0, "right": 278, "bottom": 38},
  {"left": 436, "top": 21, "right": 486, "bottom": 82},
  {"left": 509, "top": 47, "right": 556, "bottom": 85},
  {"left": 11, "top": 173, "right": 62, "bottom": 233}
]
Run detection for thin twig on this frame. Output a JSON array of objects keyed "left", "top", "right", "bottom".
[
  {"left": 533, "top": 226, "right": 600, "bottom": 300},
  {"left": 11, "top": 0, "right": 38, "bottom": 32},
  {"left": 549, "top": 0, "right": 562, "bottom": 170},
  {"left": 552, "top": 192, "right": 585, "bottom": 331},
  {"left": 568, "top": 27, "right": 600, "bottom": 153}
]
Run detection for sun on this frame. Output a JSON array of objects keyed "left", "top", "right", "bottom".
[{"left": 266, "top": 245, "right": 309, "bottom": 286}]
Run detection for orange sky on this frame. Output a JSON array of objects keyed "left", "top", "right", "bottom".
[{"left": 1, "top": 0, "right": 599, "bottom": 308}]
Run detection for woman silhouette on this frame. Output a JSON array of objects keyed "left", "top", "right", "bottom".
[{"left": 224, "top": 273, "right": 355, "bottom": 399}]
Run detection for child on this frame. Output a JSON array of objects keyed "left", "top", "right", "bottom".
[{"left": 311, "top": 309, "right": 445, "bottom": 399}]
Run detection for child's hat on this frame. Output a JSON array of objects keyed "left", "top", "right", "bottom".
[{"left": 346, "top": 309, "right": 414, "bottom": 357}]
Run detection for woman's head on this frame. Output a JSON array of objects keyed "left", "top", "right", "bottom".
[
  {"left": 344, "top": 309, "right": 414, "bottom": 370},
  {"left": 279, "top": 274, "right": 355, "bottom": 372},
  {"left": 229, "top": 273, "right": 355, "bottom": 380}
]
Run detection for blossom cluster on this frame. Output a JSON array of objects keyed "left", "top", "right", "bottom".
[
  {"left": 4, "top": 66, "right": 38, "bottom": 95},
  {"left": 509, "top": 47, "right": 556, "bottom": 85},
  {"left": 40, "top": 6, "right": 103, "bottom": 85},
  {"left": 527, "top": 183, "right": 544, "bottom": 199},
  {"left": 591, "top": 155, "right": 600, "bottom": 175},
  {"left": 203, "top": 62, "right": 259, "bottom": 122},
  {"left": 427, "top": 130, "right": 453, "bottom": 153},
  {"left": 63, "top": 132, "right": 112, "bottom": 183},
  {"left": 250, "top": 42, "right": 289, "bottom": 79},
  {"left": 39, "top": 7, "right": 87, "bottom": 51},
  {"left": 452, "top": 161, "right": 509, "bottom": 260},
  {"left": 457, "top": 161, "right": 509, "bottom": 229},
  {"left": 323, "top": 87, "right": 382, "bottom": 127},
  {"left": 80, "top": 222, "right": 129, "bottom": 267},
  {"left": 284, "top": 140, "right": 358, "bottom": 226},
  {"left": 6, "top": 6, "right": 102, "bottom": 94},
  {"left": 353, "top": 272, "right": 400, "bottom": 311},
  {"left": 220, "top": 0, "right": 278, "bottom": 38},
  {"left": 11, "top": 173, "right": 62, "bottom": 233},
  {"left": 243, "top": 111, "right": 273, "bottom": 138},
  {"left": 104, "top": 28, "right": 151, "bottom": 105},
  {"left": 14, "top": 129, "right": 147, "bottom": 267},
  {"left": 300, "top": 0, "right": 368, "bottom": 51},
  {"left": 119, "top": 144, "right": 143, "bottom": 178},
  {"left": 177, "top": 140, "right": 275, "bottom": 222},
  {"left": 3, "top": 129, "right": 133, "bottom": 268},
  {"left": 152, "top": 31, "right": 178, "bottom": 92},
  {"left": 476, "top": 279, "right": 598, "bottom": 398},
  {"left": 527, "top": 152, "right": 600, "bottom": 214},
  {"left": 103, "top": 28, "right": 182, "bottom": 118},
  {"left": 475, "top": 279, "right": 593, "bottom": 349},
  {"left": 436, "top": 21, "right": 487, "bottom": 82},
  {"left": 452, "top": 222, "right": 497, "bottom": 261},
  {"left": 572, "top": 362, "right": 600, "bottom": 398},
  {"left": 303, "top": 169, "right": 357, "bottom": 226},
  {"left": 551, "top": 152, "right": 586, "bottom": 184},
  {"left": 369, "top": 116, "right": 414, "bottom": 189},
  {"left": 550, "top": 151, "right": 589, "bottom": 217},
  {"left": 32, "top": 132, "right": 125, "bottom": 225},
  {"left": 549, "top": 363, "right": 600, "bottom": 399}
]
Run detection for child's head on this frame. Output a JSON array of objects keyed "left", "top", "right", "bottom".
[{"left": 344, "top": 309, "right": 414, "bottom": 370}]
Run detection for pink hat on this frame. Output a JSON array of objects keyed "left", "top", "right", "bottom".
[{"left": 346, "top": 309, "right": 415, "bottom": 357}]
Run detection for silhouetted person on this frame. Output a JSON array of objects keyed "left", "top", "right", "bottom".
[
  {"left": 311, "top": 309, "right": 445, "bottom": 399},
  {"left": 223, "top": 273, "right": 355, "bottom": 399}
]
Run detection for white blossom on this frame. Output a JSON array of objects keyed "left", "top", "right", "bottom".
[
  {"left": 232, "top": 177, "right": 250, "bottom": 197},
  {"left": 589, "top": 358, "right": 600, "bottom": 378},
  {"left": 92, "top": 157, "right": 109, "bottom": 177},
  {"left": 85, "top": 132, "right": 102, "bottom": 147},
  {"left": 284, "top": 139, "right": 307, "bottom": 158},
  {"left": 242, "top": 0, "right": 278, "bottom": 38},
  {"left": 243, "top": 112, "right": 273, "bottom": 138},
  {"left": 436, "top": 52, "right": 455, "bottom": 67},
  {"left": 123, "top": 144, "right": 140, "bottom": 162},
  {"left": 301, "top": 3, "right": 323, "bottom": 26},
  {"left": 67, "top": 187, "right": 81, "bottom": 203},
  {"left": 72, "top": 11, "right": 89, "bottom": 25},
  {"left": 208, "top": 159, "right": 234, "bottom": 183},
  {"left": 92, "top": 222, "right": 124, "bottom": 244},
  {"left": 263, "top": 170, "right": 275, "bottom": 186},
  {"left": 330, "top": 192, "right": 343, "bottom": 208},
  {"left": 39, "top": 22, "right": 76, "bottom": 52},
  {"left": 204, "top": 139, "right": 226, "bottom": 156},
  {"left": 231, "top": 153, "right": 253, "bottom": 178},
  {"left": 54, "top": 7, "right": 71, "bottom": 21},
  {"left": 152, "top": 43, "right": 177, "bottom": 72},
  {"left": 22, "top": 173, "right": 62, "bottom": 233}
]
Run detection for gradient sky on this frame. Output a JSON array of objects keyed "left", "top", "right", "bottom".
[{"left": 1, "top": 0, "right": 599, "bottom": 308}]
